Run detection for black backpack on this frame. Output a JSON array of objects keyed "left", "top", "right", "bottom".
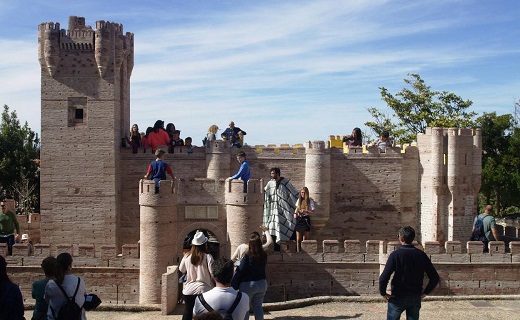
[
  {"left": 471, "top": 215, "right": 490, "bottom": 242},
  {"left": 50, "top": 277, "right": 82, "bottom": 320},
  {"left": 197, "top": 292, "right": 242, "bottom": 320}
]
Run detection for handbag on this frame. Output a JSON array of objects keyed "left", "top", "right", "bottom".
[{"left": 83, "top": 293, "right": 102, "bottom": 311}]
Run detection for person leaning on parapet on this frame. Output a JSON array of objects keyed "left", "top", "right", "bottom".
[
  {"left": 471, "top": 205, "right": 500, "bottom": 252},
  {"left": 203, "top": 125, "right": 219, "bottom": 146},
  {"left": 263, "top": 167, "right": 299, "bottom": 251},
  {"left": 221, "top": 121, "right": 246, "bottom": 148},
  {"left": 148, "top": 120, "right": 171, "bottom": 153},
  {"left": 343, "top": 127, "right": 363, "bottom": 147},
  {"left": 372, "top": 130, "right": 393, "bottom": 152},
  {"left": 229, "top": 151, "right": 251, "bottom": 193},
  {"left": 379, "top": 226, "right": 439, "bottom": 320},
  {"left": 0, "top": 201, "right": 21, "bottom": 255},
  {"left": 193, "top": 258, "right": 249, "bottom": 320},
  {"left": 171, "top": 129, "right": 185, "bottom": 150},
  {"left": 32, "top": 256, "right": 57, "bottom": 320},
  {"left": 144, "top": 149, "right": 176, "bottom": 193}
]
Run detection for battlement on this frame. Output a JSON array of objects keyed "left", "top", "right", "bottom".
[
  {"left": 6, "top": 239, "right": 518, "bottom": 266},
  {"left": 2, "top": 242, "right": 139, "bottom": 268},
  {"left": 38, "top": 22, "right": 60, "bottom": 31},
  {"left": 420, "top": 127, "right": 480, "bottom": 137}
]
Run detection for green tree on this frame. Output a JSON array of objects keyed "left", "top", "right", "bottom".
[
  {"left": 0, "top": 105, "right": 40, "bottom": 213},
  {"left": 478, "top": 112, "right": 520, "bottom": 216},
  {"left": 365, "top": 74, "right": 477, "bottom": 144}
]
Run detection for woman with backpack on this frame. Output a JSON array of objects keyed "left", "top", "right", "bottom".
[{"left": 45, "top": 252, "right": 87, "bottom": 320}]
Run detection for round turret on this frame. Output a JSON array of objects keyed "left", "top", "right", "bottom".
[
  {"left": 205, "top": 140, "right": 231, "bottom": 180},
  {"left": 224, "top": 179, "right": 263, "bottom": 255},
  {"left": 304, "top": 141, "right": 331, "bottom": 234},
  {"left": 138, "top": 179, "right": 177, "bottom": 304}
]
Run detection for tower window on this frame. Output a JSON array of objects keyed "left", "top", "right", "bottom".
[{"left": 68, "top": 97, "right": 87, "bottom": 126}]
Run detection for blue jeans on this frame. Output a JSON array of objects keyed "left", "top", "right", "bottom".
[
  {"left": 239, "top": 279, "right": 267, "bottom": 320},
  {"left": 0, "top": 235, "right": 15, "bottom": 255},
  {"left": 387, "top": 295, "right": 421, "bottom": 320}
]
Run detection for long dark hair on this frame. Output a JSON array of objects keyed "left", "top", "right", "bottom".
[
  {"left": 190, "top": 244, "right": 208, "bottom": 266},
  {"left": 248, "top": 232, "right": 267, "bottom": 264},
  {"left": 55, "top": 252, "right": 72, "bottom": 285},
  {"left": 0, "top": 255, "right": 12, "bottom": 291}
]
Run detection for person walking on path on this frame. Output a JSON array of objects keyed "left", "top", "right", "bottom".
[{"left": 379, "top": 226, "right": 439, "bottom": 320}]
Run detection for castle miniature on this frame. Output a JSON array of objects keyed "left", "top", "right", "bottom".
[{"left": 7, "top": 16, "right": 510, "bottom": 309}]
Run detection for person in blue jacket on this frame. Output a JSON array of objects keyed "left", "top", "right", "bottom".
[{"left": 229, "top": 151, "right": 250, "bottom": 193}]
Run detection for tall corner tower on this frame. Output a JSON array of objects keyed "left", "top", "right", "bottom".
[{"left": 38, "top": 16, "right": 134, "bottom": 249}]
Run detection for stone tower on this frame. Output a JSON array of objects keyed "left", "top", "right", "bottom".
[
  {"left": 139, "top": 179, "right": 177, "bottom": 304},
  {"left": 417, "top": 127, "right": 482, "bottom": 243},
  {"left": 38, "top": 16, "right": 134, "bottom": 249}
]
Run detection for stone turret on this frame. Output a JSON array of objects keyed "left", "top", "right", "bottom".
[
  {"left": 206, "top": 140, "right": 231, "bottom": 180},
  {"left": 304, "top": 141, "right": 331, "bottom": 234},
  {"left": 139, "top": 179, "right": 177, "bottom": 304},
  {"left": 224, "top": 179, "right": 264, "bottom": 255},
  {"left": 37, "top": 21, "right": 60, "bottom": 77}
]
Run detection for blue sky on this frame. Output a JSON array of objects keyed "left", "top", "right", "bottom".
[{"left": 0, "top": 0, "right": 519, "bottom": 145}]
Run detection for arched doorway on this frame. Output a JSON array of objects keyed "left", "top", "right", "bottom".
[{"left": 182, "top": 229, "right": 220, "bottom": 259}]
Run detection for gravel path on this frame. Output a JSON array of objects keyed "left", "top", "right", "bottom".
[{"left": 83, "top": 297, "right": 520, "bottom": 319}]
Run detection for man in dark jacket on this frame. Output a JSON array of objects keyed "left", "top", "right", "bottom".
[{"left": 379, "top": 226, "right": 439, "bottom": 320}]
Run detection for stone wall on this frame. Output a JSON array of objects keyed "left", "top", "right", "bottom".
[{"left": 4, "top": 239, "right": 520, "bottom": 306}]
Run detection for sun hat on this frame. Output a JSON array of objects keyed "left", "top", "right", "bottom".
[{"left": 191, "top": 231, "right": 208, "bottom": 246}]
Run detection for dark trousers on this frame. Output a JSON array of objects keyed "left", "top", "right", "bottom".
[
  {"left": 182, "top": 294, "right": 197, "bottom": 320},
  {"left": 0, "top": 235, "right": 15, "bottom": 255}
]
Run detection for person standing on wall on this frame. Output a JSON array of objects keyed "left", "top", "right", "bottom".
[
  {"left": 294, "top": 187, "right": 315, "bottom": 252},
  {"left": 379, "top": 226, "right": 439, "bottom": 320},
  {"left": 263, "top": 168, "right": 299, "bottom": 251},
  {"left": 229, "top": 151, "right": 250, "bottom": 193},
  {"left": 0, "top": 201, "right": 20, "bottom": 256}
]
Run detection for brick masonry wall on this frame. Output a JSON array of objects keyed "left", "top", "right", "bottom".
[{"left": 5, "top": 240, "right": 520, "bottom": 305}]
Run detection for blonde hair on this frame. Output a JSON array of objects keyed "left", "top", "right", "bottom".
[
  {"left": 297, "top": 187, "right": 310, "bottom": 211},
  {"left": 208, "top": 125, "right": 219, "bottom": 134}
]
